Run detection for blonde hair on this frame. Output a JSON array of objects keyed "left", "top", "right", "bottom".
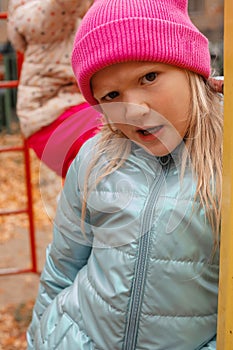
[
  {"left": 81, "top": 71, "right": 223, "bottom": 247},
  {"left": 184, "top": 72, "right": 223, "bottom": 249}
]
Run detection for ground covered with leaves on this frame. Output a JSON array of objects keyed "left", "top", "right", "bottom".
[
  {"left": 0, "top": 300, "right": 34, "bottom": 349},
  {"left": 0, "top": 123, "right": 61, "bottom": 350}
]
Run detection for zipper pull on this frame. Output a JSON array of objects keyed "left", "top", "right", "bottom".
[{"left": 159, "top": 154, "right": 171, "bottom": 166}]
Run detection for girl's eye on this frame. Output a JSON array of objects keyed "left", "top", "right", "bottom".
[
  {"left": 142, "top": 72, "right": 157, "bottom": 83},
  {"left": 104, "top": 91, "right": 119, "bottom": 101}
]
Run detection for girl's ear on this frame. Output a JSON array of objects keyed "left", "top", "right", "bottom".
[{"left": 208, "top": 77, "right": 224, "bottom": 94}]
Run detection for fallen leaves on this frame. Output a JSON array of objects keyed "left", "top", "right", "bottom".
[
  {"left": 0, "top": 126, "right": 62, "bottom": 244},
  {"left": 0, "top": 125, "right": 61, "bottom": 349},
  {"left": 0, "top": 300, "right": 34, "bottom": 350}
]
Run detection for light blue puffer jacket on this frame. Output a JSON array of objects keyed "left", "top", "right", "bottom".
[{"left": 27, "top": 136, "right": 219, "bottom": 349}]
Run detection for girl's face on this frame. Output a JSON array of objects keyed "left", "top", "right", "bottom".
[{"left": 92, "top": 62, "right": 191, "bottom": 156}]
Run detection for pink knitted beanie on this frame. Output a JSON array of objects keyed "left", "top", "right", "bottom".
[{"left": 72, "top": 0, "right": 211, "bottom": 106}]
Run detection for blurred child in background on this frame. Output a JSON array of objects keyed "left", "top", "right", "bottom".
[{"left": 7, "top": 0, "right": 101, "bottom": 178}]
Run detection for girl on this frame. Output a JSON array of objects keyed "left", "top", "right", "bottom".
[{"left": 27, "top": 0, "right": 223, "bottom": 349}]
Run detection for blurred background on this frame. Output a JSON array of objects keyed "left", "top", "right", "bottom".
[
  {"left": 0, "top": 1, "right": 62, "bottom": 349},
  {"left": 189, "top": 0, "right": 224, "bottom": 76}
]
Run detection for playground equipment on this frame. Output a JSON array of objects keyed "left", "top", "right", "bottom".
[
  {"left": 0, "top": 12, "right": 37, "bottom": 276},
  {"left": 216, "top": 0, "right": 233, "bottom": 348}
]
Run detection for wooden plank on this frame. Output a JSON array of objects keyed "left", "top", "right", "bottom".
[{"left": 217, "top": 0, "right": 233, "bottom": 348}]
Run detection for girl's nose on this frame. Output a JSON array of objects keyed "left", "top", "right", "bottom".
[
  {"left": 121, "top": 88, "right": 149, "bottom": 124},
  {"left": 124, "top": 101, "right": 150, "bottom": 125},
  {"left": 101, "top": 91, "right": 150, "bottom": 125}
]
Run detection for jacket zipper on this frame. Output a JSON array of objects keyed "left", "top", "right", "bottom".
[{"left": 122, "top": 157, "right": 170, "bottom": 350}]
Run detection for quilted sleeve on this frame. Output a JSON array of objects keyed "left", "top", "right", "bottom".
[{"left": 27, "top": 151, "right": 93, "bottom": 349}]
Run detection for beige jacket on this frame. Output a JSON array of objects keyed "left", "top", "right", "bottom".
[{"left": 7, "top": 0, "right": 92, "bottom": 137}]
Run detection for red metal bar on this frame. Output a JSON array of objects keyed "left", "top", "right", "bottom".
[
  {"left": 0, "top": 80, "right": 19, "bottom": 88},
  {"left": 0, "top": 12, "right": 7, "bottom": 19},
  {"left": 0, "top": 145, "right": 24, "bottom": 152},
  {"left": 23, "top": 138, "right": 37, "bottom": 273},
  {"left": 0, "top": 138, "right": 38, "bottom": 275},
  {"left": 0, "top": 268, "right": 40, "bottom": 277},
  {"left": 0, "top": 209, "right": 28, "bottom": 216},
  {"left": 0, "top": 11, "right": 38, "bottom": 276}
]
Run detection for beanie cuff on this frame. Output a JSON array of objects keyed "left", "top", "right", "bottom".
[{"left": 72, "top": 18, "right": 210, "bottom": 105}]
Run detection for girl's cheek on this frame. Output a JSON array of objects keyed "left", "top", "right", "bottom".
[{"left": 101, "top": 102, "right": 126, "bottom": 124}]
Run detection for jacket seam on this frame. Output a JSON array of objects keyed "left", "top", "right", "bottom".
[
  {"left": 140, "top": 312, "right": 218, "bottom": 319},
  {"left": 92, "top": 239, "right": 136, "bottom": 257},
  {"left": 91, "top": 189, "right": 145, "bottom": 197},
  {"left": 149, "top": 257, "right": 219, "bottom": 266}
]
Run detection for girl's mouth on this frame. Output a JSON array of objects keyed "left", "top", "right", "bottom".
[{"left": 137, "top": 125, "right": 163, "bottom": 137}]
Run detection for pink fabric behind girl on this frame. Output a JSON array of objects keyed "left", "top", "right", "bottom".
[{"left": 28, "top": 102, "right": 101, "bottom": 178}]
